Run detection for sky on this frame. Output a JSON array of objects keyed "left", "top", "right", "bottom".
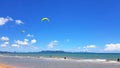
[{"left": 0, "top": 0, "right": 120, "bottom": 52}]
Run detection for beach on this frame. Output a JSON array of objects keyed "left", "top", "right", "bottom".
[
  {"left": 0, "top": 64, "right": 13, "bottom": 68},
  {"left": 0, "top": 55, "right": 120, "bottom": 68}
]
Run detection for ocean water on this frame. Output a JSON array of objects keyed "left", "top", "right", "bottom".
[
  {"left": 1, "top": 53, "right": 120, "bottom": 61},
  {"left": 0, "top": 53, "right": 120, "bottom": 68}
]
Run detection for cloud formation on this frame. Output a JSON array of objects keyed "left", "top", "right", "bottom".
[
  {"left": 0, "top": 16, "right": 13, "bottom": 26},
  {"left": 31, "top": 39, "right": 37, "bottom": 44},
  {"left": 14, "top": 39, "right": 29, "bottom": 46},
  {"left": 0, "top": 36, "right": 37, "bottom": 48},
  {"left": 15, "top": 20, "right": 24, "bottom": 25},
  {"left": 0, "top": 36, "right": 10, "bottom": 47},
  {"left": 84, "top": 45, "right": 96, "bottom": 49},
  {"left": 82, "top": 45, "right": 96, "bottom": 52},
  {"left": 0, "top": 16, "right": 23, "bottom": 26},
  {"left": 11, "top": 44, "right": 20, "bottom": 48},
  {"left": 0, "top": 36, "right": 9, "bottom": 41},
  {"left": 11, "top": 38, "right": 37, "bottom": 48},
  {"left": 104, "top": 43, "right": 120, "bottom": 51},
  {"left": 48, "top": 40, "right": 58, "bottom": 48},
  {"left": 27, "top": 34, "right": 34, "bottom": 37},
  {"left": 0, "top": 42, "right": 9, "bottom": 47}
]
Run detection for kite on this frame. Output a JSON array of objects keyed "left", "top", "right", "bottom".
[
  {"left": 41, "top": 17, "right": 49, "bottom": 22},
  {"left": 21, "top": 30, "right": 25, "bottom": 33}
]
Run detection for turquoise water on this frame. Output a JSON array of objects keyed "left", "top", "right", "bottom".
[{"left": 2, "top": 53, "right": 120, "bottom": 61}]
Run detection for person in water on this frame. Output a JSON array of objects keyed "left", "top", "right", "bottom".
[
  {"left": 117, "top": 58, "right": 120, "bottom": 62},
  {"left": 64, "top": 57, "right": 66, "bottom": 59}
]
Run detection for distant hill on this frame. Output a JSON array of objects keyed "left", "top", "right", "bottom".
[
  {"left": 0, "top": 51, "right": 11, "bottom": 54},
  {"left": 40, "top": 50, "right": 65, "bottom": 53},
  {"left": 0, "top": 50, "right": 94, "bottom": 54}
]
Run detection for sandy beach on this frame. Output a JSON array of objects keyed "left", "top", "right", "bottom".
[{"left": 0, "top": 64, "right": 13, "bottom": 68}]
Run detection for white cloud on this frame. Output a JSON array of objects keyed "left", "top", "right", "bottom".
[
  {"left": 0, "top": 36, "right": 37, "bottom": 48},
  {"left": 84, "top": 45, "right": 96, "bottom": 49},
  {"left": 82, "top": 45, "right": 96, "bottom": 52},
  {"left": 48, "top": 40, "right": 58, "bottom": 48},
  {"left": 24, "top": 39, "right": 29, "bottom": 42},
  {"left": 27, "top": 34, "right": 34, "bottom": 37},
  {"left": 0, "top": 16, "right": 24, "bottom": 26},
  {"left": 15, "top": 39, "right": 29, "bottom": 46},
  {"left": 104, "top": 43, "right": 120, "bottom": 51},
  {"left": 0, "top": 42, "right": 9, "bottom": 47},
  {"left": 0, "top": 36, "right": 9, "bottom": 47},
  {"left": 4, "top": 42, "right": 9, "bottom": 45},
  {"left": 1, "top": 44, "right": 7, "bottom": 47},
  {"left": 11, "top": 44, "right": 20, "bottom": 48},
  {"left": 15, "top": 20, "right": 23, "bottom": 24},
  {"left": 0, "top": 16, "right": 13, "bottom": 26},
  {"left": 31, "top": 39, "right": 37, "bottom": 44},
  {"left": 0, "top": 36, "right": 9, "bottom": 41},
  {"left": 13, "top": 38, "right": 37, "bottom": 47}
]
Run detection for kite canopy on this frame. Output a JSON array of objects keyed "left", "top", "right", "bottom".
[
  {"left": 41, "top": 17, "right": 49, "bottom": 22},
  {"left": 21, "top": 30, "right": 25, "bottom": 33}
]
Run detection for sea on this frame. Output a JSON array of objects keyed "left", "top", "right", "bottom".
[
  {"left": 0, "top": 52, "right": 120, "bottom": 68},
  {"left": 1, "top": 52, "right": 120, "bottom": 61}
]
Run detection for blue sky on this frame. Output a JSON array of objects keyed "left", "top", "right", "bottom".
[{"left": 0, "top": 0, "right": 120, "bottom": 52}]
